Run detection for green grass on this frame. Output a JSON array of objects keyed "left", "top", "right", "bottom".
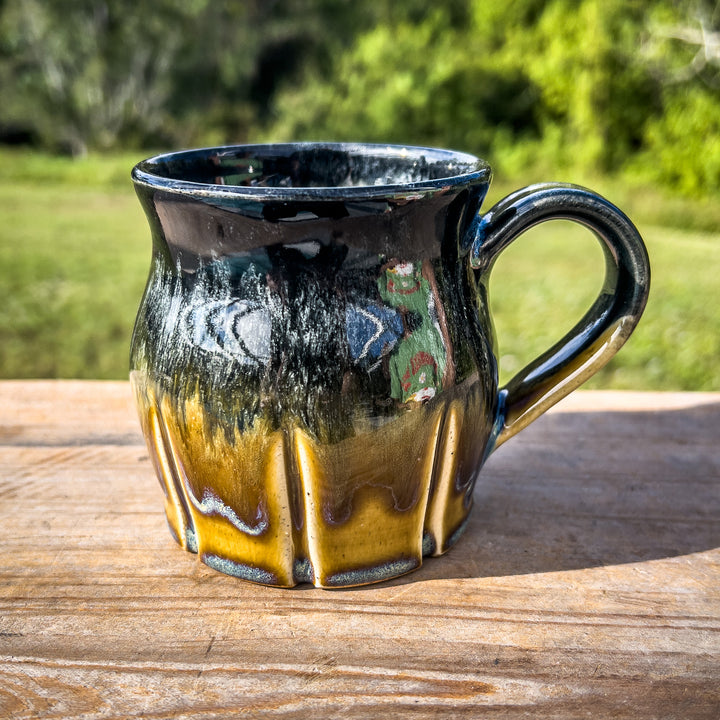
[
  {"left": 488, "top": 220, "right": 720, "bottom": 391},
  {"left": 0, "top": 149, "right": 149, "bottom": 378},
  {"left": 1, "top": 148, "right": 717, "bottom": 389}
]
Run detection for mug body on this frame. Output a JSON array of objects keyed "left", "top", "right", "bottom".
[{"left": 131, "top": 143, "right": 498, "bottom": 587}]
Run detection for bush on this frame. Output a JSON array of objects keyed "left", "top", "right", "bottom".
[
  {"left": 638, "top": 84, "right": 720, "bottom": 197},
  {"left": 266, "top": 12, "right": 541, "bottom": 155}
]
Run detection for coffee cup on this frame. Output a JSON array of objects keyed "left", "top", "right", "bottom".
[{"left": 130, "top": 143, "right": 650, "bottom": 587}]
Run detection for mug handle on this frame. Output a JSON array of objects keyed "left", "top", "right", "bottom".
[{"left": 469, "top": 183, "right": 650, "bottom": 449}]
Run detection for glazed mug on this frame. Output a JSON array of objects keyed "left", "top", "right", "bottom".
[{"left": 130, "top": 143, "right": 650, "bottom": 588}]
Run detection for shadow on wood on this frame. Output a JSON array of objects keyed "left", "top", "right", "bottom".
[{"left": 401, "top": 401, "right": 720, "bottom": 585}]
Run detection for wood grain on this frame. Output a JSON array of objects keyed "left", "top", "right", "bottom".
[{"left": 1, "top": 381, "right": 718, "bottom": 718}]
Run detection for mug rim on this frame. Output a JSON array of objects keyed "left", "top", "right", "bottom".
[{"left": 131, "top": 142, "right": 492, "bottom": 201}]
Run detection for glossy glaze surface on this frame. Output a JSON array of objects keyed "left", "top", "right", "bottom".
[{"left": 130, "top": 143, "right": 649, "bottom": 587}]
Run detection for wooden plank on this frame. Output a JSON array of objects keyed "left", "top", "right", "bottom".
[{"left": 0, "top": 382, "right": 718, "bottom": 719}]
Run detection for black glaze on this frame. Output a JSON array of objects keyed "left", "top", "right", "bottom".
[
  {"left": 131, "top": 144, "right": 497, "bottom": 443},
  {"left": 132, "top": 143, "right": 489, "bottom": 198}
]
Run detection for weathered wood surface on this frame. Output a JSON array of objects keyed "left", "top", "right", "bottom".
[{"left": 1, "top": 381, "right": 718, "bottom": 719}]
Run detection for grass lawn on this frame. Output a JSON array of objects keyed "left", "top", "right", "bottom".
[
  {"left": 0, "top": 150, "right": 148, "bottom": 378},
  {"left": 0, "top": 148, "right": 717, "bottom": 389},
  {"left": 489, "top": 219, "right": 719, "bottom": 390}
]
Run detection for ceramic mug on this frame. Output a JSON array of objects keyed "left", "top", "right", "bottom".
[{"left": 130, "top": 143, "right": 650, "bottom": 588}]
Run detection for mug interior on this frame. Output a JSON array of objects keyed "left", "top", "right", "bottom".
[{"left": 133, "top": 143, "right": 489, "bottom": 194}]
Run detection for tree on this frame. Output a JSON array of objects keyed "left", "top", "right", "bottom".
[
  {"left": 264, "top": 6, "right": 542, "bottom": 156},
  {"left": 639, "top": 0, "right": 720, "bottom": 194},
  {"left": 646, "top": 0, "right": 720, "bottom": 86},
  {"left": 0, "top": 0, "right": 214, "bottom": 155},
  {"left": 0, "top": 0, "right": 361, "bottom": 154}
]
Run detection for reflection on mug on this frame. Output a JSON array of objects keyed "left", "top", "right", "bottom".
[
  {"left": 345, "top": 302, "right": 403, "bottom": 369},
  {"left": 181, "top": 298, "right": 271, "bottom": 366},
  {"left": 378, "top": 260, "right": 453, "bottom": 403}
]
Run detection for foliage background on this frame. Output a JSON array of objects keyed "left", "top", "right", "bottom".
[
  {"left": 0, "top": 0, "right": 718, "bottom": 388},
  {"left": 3, "top": 0, "right": 719, "bottom": 192}
]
